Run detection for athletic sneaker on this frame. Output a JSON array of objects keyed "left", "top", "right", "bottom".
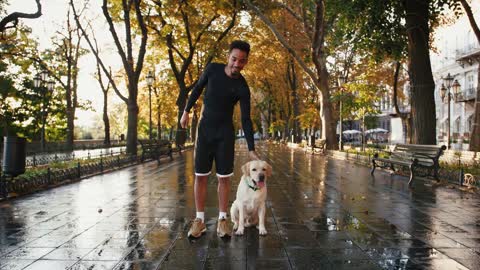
[
  {"left": 217, "top": 218, "right": 231, "bottom": 237},
  {"left": 188, "top": 218, "right": 206, "bottom": 238}
]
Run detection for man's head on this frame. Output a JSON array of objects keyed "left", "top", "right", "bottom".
[{"left": 227, "top": 40, "right": 250, "bottom": 77}]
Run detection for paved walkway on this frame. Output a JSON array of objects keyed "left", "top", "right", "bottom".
[{"left": 0, "top": 142, "right": 479, "bottom": 269}]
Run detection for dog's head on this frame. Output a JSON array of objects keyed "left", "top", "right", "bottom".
[{"left": 241, "top": 160, "right": 272, "bottom": 189}]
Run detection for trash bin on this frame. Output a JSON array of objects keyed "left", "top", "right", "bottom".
[{"left": 2, "top": 136, "right": 26, "bottom": 177}]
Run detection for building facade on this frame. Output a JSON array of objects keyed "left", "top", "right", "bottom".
[{"left": 431, "top": 6, "right": 479, "bottom": 148}]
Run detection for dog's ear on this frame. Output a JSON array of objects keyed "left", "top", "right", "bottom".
[
  {"left": 265, "top": 163, "right": 272, "bottom": 177},
  {"left": 242, "top": 162, "right": 250, "bottom": 176}
]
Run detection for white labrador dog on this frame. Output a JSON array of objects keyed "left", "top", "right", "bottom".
[{"left": 230, "top": 160, "right": 272, "bottom": 236}]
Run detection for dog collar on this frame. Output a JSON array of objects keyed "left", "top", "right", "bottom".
[{"left": 245, "top": 179, "right": 259, "bottom": 191}]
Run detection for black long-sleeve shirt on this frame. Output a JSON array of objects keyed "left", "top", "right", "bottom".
[{"left": 184, "top": 63, "right": 255, "bottom": 151}]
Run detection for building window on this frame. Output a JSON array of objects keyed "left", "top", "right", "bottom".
[
  {"left": 467, "top": 73, "right": 474, "bottom": 93},
  {"left": 455, "top": 117, "right": 461, "bottom": 133}
]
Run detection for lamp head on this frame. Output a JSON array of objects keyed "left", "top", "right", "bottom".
[
  {"left": 338, "top": 75, "right": 346, "bottom": 87},
  {"left": 34, "top": 73, "right": 41, "bottom": 88},
  {"left": 146, "top": 71, "right": 154, "bottom": 87},
  {"left": 440, "top": 84, "right": 447, "bottom": 101},
  {"left": 452, "top": 79, "right": 460, "bottom": 95},
  {"left": 443, "top": 73, "right": 454, "bottom": 89}
]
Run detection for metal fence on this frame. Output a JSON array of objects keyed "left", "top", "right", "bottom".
[
  {"left": 24, "top": 147, "right": 127, "bottom": 167},
  {"left": 1, "top": 154, "right": 138, "bottom": 197}
]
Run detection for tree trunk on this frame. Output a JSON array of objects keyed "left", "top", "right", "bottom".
[
  {"left": 103, "top": 90, "right": 110, "bottom": 146},
  {"left": 126, "top": 97, "right": 139, "bottom": 155},
  {"left": 318, "top": 59, "right": 337, "bottom": 149},
  {"left": 175, "top": 82, "right": 188, "bottom": 147},
  {"left": 403, "top": 0, "right": 436, "bottom": 144},
  {"left": 156, "top": 101, "right": 161, "bottom": 140}
]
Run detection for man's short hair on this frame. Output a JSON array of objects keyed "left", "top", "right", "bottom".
[{"left": 229, "top": 40, "right": 250, "bottom": 55}]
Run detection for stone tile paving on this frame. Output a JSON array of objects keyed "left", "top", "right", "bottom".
[{"left": 0, "top": 142, "right": 479, "bottom": 269}]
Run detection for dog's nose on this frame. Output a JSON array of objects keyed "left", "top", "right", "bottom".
[{"left": 259, "top": 174, "right": 265, "bottom": 182}]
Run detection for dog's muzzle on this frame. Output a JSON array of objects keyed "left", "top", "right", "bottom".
[{"left": 259, "top": 174, "right": 265, "bottom": 182}]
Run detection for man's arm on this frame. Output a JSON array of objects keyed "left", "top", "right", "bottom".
[
  {"left": 180, "top": 64, "right": 210, "bottom": 128},
  {"left": 240, "top": 87, "right": 259, "bottom": 160}
]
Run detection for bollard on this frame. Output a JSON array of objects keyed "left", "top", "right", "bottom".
[
  {"left": 459, "top": 168, "right": 464, "bottom": 186},
  {"left": 77, "top": 162, "right": 81, "bottom": 178},
  {"left": 47, "top": 167, "right": 51, "bottom": 184}
]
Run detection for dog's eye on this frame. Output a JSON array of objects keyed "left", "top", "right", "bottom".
[
  {"left": 252, "top": 168, "right": 257, "bottom": 171},
  {"left": 262, "top": 168, "right": 266, "bottom": 171}
]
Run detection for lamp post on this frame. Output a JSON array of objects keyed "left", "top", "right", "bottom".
[
  {"left": 338, "top": 75, "right": 346, "bottom": 151},
  {"left": 146, "top": 71, "right": 154, "bottom": 140},
  {"left": 33, "top": 71, "right": 54, "bottom": 152},
  {"left": 440, "top": 73, "right": 461, "bottom": 150}
]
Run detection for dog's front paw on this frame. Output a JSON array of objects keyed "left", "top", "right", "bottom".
[
  {"left": 233, "top": 222, "right": 238, "bottom": 231},
  {"left": 259, "top": 227, "right": 267, "bottom": 235},
  {"left": 235, "top": 227, "right": 244, "bottom": 235}
]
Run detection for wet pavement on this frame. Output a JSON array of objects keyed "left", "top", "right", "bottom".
[{"left": 1, "top": 142, "right": 479, "bottom": 269}]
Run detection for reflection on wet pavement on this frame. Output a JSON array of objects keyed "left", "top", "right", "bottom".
[{"left": 1, "top": 142, "right": 479, "bottom": 269}]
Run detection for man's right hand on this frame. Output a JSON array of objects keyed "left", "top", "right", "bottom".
[{"left": 180, "top": 111, "right": 189, "bottom": 129}]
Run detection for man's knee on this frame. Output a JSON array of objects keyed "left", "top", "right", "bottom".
[
  {"left": 217, "top": 176, "right": 230, "bottom": 183},
  {"left": 196, "top": 175, "right": 208, "bottom": 184}
]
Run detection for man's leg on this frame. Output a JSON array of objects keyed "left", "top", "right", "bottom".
[
  {"left": 216, "top": 176, "right": 232, "bottom": 237},
  {"left": 195, "top": 175, "right": 208, "bottom": 213},
  {"left": 217, "top": 176, "right": 230, "bottom": 213},
  {"left": 188, "top": 174, "right": 209, "bottom": 238}
]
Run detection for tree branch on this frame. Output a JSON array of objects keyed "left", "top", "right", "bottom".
[
  {"left": 70, "top": 0, "right": 127, "bottom": 103},
  {"left": 460, "top": 0, "right": 480, "bottom": 43},
  {"left": 242, "top": 0, "right": 320, "bottom": 90},
  {"left": 0, "top": 0, "right": 42, "bottom": 32}
]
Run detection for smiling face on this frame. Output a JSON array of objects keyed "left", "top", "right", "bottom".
[
  {"left": 242, "top": 160, "right": 272, "bottom": 189},
  {"left": 226, "top": 48, "right": 248, "bottom": 78}
]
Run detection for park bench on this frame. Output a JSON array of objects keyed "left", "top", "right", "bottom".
[
  {"left": 371, "top": 144, "right": 446, "bottom": 186},
  {"left": 305, "top": 139, "right": 326, "bottom": 154},
  {"left": 138, "top": 139, "right": 173, "bottom": 163}
]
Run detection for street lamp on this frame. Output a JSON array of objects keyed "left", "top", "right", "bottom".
[
  {"left": 33, "top": 72, "right": 54, "bottom": 151},
  {"left": 440, "top": 73, "right": 461, "bottom": 149},
  {"left": 338, "top": 75, "right": 346, "bottom": 151},
  {"left": 146, "top": 70, "right": 154, "bottom": 140}
]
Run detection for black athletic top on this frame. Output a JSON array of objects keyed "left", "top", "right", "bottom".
[{"left": 184, "top": 63, "right": 255, "bottom": 151}]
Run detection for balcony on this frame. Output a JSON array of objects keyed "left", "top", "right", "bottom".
[
  {"left": 456, "top": 46, "right": 480, "bottom": 67},
  {"left": 455, "top": 87, "right": 476, "bottom": 102}
]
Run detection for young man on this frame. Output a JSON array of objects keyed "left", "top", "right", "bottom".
[{"left": 180, "top": 40, "right": 259, "bottom": 238}]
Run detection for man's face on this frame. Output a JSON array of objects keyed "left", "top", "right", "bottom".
[{"left": 227, "top": 48, "right": 248, "bottom": 76}]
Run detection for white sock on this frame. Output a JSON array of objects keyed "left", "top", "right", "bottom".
[
  {"left": 219, "top": 212, "right": 227, "bottom": 220},
  {"left": 196, "top": 212, "right": 205, "bottom": 222}
]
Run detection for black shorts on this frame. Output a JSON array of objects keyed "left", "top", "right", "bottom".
[{"left": 194, "top": 121, "right": 235, "bottom": 177}]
